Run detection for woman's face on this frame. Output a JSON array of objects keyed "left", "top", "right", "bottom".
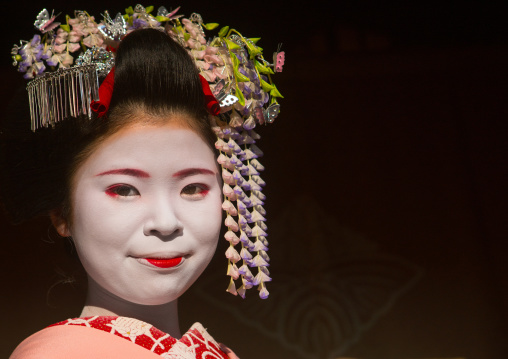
[{"left": 66, "top": 118, "right": 222, "bottom": 305}]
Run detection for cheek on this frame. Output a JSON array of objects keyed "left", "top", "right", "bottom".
[
  {"left": 181, "top": 193, "right": 222, "bottom": 243},
  {"left": 70, "top": 186, "right": 136, "bottom": 256}
]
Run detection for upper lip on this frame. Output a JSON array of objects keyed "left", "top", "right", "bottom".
[{"left": 130, "top": 253, "right": 188, "bottom": 259}]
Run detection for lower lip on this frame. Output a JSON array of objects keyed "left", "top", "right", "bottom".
[{"left": 145, "top": 257, "right": 183, "bottom": 268}]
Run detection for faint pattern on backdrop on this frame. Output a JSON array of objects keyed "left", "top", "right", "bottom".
[{"left": 193, "top": 196, "right": 423, "bottom": 359}]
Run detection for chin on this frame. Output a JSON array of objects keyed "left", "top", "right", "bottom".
[
  {"left": 132, "top": 296, "right": 180, "bottom": 306},
  {"left": 118, "top": 282, "right": 192, "bottom": 306}
]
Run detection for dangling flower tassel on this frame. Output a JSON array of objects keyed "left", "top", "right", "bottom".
[
  {"left": 252, "top": 269, "right": 272, "bottom": 285},
  {"left": 225, "top": 244, "right": 241, "bottom": 263},
  {"left": 227, "top": 262, "right": 240, "bottom": 280},
  {"left": 243, "top": 277, "right": 254, "bottom": 290},
  {"left": 251, "top": 254, "right": 269, "bottom": 267},
  {"left": 222, "top": 199, "right": 238, "bottom": 216},
  {"left": 224, "top": 230, "right": 240, "bottom": 245},
  {"left": 237, "top": 285, "right": 246, "bottom": 299},
  {"left": 222, "top": 169, "right": 235, "bottom": 185},
  {"left": 258, "top": 282, "right": 269, "bottom": 299},
  {"left": 217, "top": 122, "right": 271, "bottom": 299},
  {"left": 226, "top": 277, "right": 237, "bottom": 296},
  {"left": 224, "top": 215, "right": 239, "bottom": 232}
]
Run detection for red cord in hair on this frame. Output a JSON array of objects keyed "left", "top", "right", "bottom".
[
  {"left": 199, "top": 74, "right": 220, "bottom": 116},
  {"left": 91, "top": 67, "right": 115, "bottom": 117}
]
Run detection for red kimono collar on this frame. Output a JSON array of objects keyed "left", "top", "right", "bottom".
[{"left": 50, "top": 316, "right": 231, "bottom": 358}]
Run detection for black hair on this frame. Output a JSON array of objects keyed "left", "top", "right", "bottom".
[
  {"left": 109, "top": 28, "right": 206, "bottom": 118},
  {"left": 0, "top": 28, "right": 214, "bottom": 224}
]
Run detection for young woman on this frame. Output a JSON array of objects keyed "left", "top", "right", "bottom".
[{"left": 4, "top": 5, "right": 283, "bottom": 358}]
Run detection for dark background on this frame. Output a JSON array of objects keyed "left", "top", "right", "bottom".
[{"left": 1, "top": 1, "right": 507, "bottom": 358}]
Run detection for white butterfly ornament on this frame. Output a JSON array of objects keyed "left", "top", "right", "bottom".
[
  {"left": 98, "top": 11, "right": 127, "bottom": 41},
  {"left": 34, "top": 8, "right": 60, "bottom": 33},
  {"left": 213, "top": 79, "right": 239, "bottom": 108},
  {"left": 157, "top": 6, "right": 183, "bottom": 21},
  {"left": 255, "top": 103, "right": 280, "bottom": 124}
]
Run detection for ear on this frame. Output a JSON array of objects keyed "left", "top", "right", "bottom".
[{"left": 49, "top": 209, "right": 71, "bottom": 237}]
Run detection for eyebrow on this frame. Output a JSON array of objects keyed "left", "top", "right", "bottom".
[
  {"left": 96, "top": 168, "right": 150, "bottom": 178},
  {"left": 172, "top": 168, "right": 215, "bottom": 178}
]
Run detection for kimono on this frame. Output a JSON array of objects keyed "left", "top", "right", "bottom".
[{"left": 10, "top": 316, "right": 236, "bottom": 359}]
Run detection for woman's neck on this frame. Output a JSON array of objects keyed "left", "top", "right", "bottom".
[{"left": 80, "top": 277, "right": 181, "bottom": 338}]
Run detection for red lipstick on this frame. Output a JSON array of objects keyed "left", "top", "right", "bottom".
[{"left": 146, "top": 257, "right": 183, "bottom": 268}]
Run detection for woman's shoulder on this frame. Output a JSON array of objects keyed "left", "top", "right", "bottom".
[
  {"left": 10, "top": 317, "right": 237, "bottom": 359},
  {"left": 10, "top": 324, "right": 159, "bottom": 359}
]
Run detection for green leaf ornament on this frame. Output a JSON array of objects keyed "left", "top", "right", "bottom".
[
  {"left": 156, "top": 16, "right": 170, "bottom": 22},
  {"left": 235, "top": 84, "right": 245, "bottom": 106},
  {"left": 145, "top": 6, "right": 154, "bottom": 13},
  {"left": 225, "top": 38, "right": 241, "bottom": 50},
  {"left": 255, "top": 60, "right": 274, "bottom": 75},
  {"left": 203, "top": 23, "right": 219, "bottom": 30},
  {"left": 245, "top": 41, "right": 262, "bottom": 58},
  {"left": 59, "top": 15, "right": 71, "bottom": 32},
  {"left": 270, "top": 85, "right": 284, "bottom": 98},
  {"left": 234, "top": 67, "right": 250, "bottom": 82},
  {"left": 218, "top": 26, "right": 229, "bottom": 37},
  {"left": 260, "top": 79, "right": 275, "bottom": 92},
  {"left": 232, "top": 53, "right": 239, "bottom": 68}
]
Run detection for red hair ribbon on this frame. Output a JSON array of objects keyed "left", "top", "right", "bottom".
[
  {"left": 91, "top": 67, "right": 115, "bottom": 118},
  {"left": 199, "top": 74, "right": 220, "bottom": 116}
]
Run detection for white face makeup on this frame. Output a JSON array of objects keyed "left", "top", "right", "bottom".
[{"left": 68, "top": 120, "right": 222, "bottom": 305}]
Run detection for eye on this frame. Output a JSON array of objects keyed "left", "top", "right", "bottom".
[
  {"left": 181, "top": 183, "right": 209, "bottom": 198},
  {"left": 105, "top": 184, "right": 140, "bottom": 197}
]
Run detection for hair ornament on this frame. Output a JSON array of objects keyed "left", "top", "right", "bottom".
[
  {"left": 198, "top": 74, "right": 220, "bottom": 116},
  {"left": 98, "top": 11, "right": 128, "bottom": 42},
  {"left": 11, "top": 4, "right": 285, "bottom": 299},
  {"left": 34, "top": 8, "right": 60, "bottom": 33},
  {"left": 90, "top": 67, "right": 115, "bottom": 117},
  {"left": 26, "top": 64, "right": 99, "bottom": 130}
]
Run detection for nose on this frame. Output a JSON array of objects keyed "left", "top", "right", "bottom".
[{"left": 143, "top": 196, "right": 183, "bottom": 238}]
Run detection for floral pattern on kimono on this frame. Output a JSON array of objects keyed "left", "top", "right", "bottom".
[{"left": 49, "top": 316, "right": 231, "bottom": 359}]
